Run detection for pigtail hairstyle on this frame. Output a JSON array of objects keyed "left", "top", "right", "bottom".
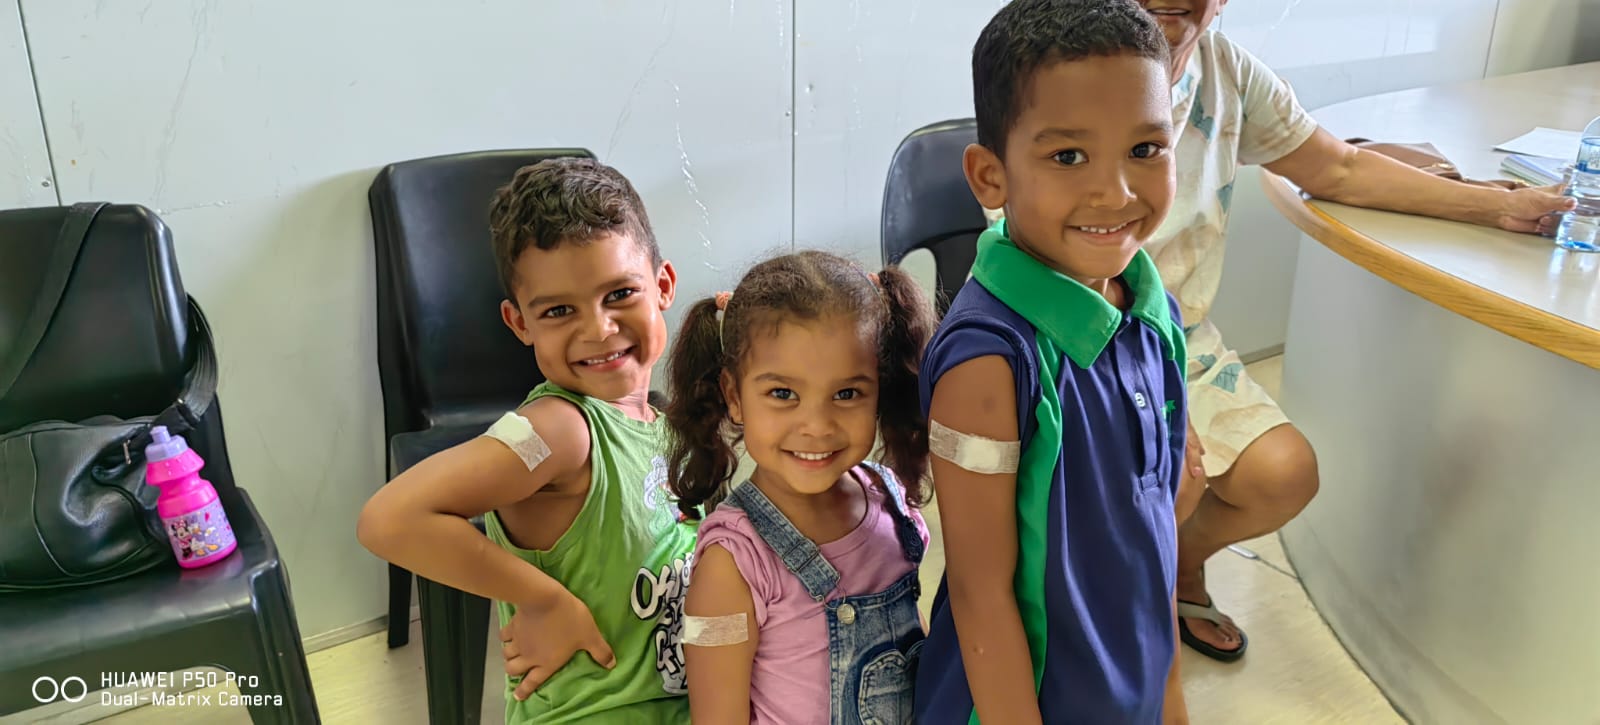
[
  {"left": 667, "top": 250, "right": 935, "bottom": 517},
  {"left": 664, "top": 297, "right": 738, "bottom": 521},
  {"left": 873, "top": 266, "right": 936, "bottom": 507}
]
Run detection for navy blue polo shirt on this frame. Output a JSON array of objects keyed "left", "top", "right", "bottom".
[{"left": 913, "top": 226, "right": 1187, "bottom": 724}]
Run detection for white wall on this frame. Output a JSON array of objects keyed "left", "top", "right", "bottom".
[
  {"left": 8, "top": 0, "right": 1600, "bottom": 642},
  {"left": 1486, "top": 0, "right": 1600, "bottom": 78},
  {"left": 0, "top": 1, "right": 53, "bottom": 208},
  {"left": 793, "top": 0, "right": 1005, "bottom": 261},
  {"left": 19, "top": 0, "right": 793, "bottom": 640}
]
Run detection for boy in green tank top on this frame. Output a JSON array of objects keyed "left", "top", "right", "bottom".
[{"left": 358, "top": 158, "right": 697, "bottom": 724}]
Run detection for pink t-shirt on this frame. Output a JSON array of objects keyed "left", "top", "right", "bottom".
[{"left": 693, "top": 467, "right": 929, "bottom": 725}]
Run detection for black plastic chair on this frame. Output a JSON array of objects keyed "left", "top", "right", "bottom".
[
  {"left": 880, "top": 118, "right": 989, "bottom": 315},
  {"left": 369, "top": 148, "right": 595, "bottom": 725},
  {"left": 0, "top": 204, "right": 318, "bottom": 724}
]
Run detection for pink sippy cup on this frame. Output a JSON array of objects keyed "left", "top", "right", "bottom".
[{"left": 144, "top": 425, "right": 236, "bottom": 568}]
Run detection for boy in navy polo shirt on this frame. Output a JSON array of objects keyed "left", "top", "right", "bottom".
[{"left": 913, "top": 1, "right": 1188, "bottom": 723}]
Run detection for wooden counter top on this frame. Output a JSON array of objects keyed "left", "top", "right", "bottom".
[{"left": 1261, "top": 62, "right": 1600, "bottom": 371}]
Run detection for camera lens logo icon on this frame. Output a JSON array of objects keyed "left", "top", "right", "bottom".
[{"left": 32, "top": 676, "right": 88, "bottom": 704}]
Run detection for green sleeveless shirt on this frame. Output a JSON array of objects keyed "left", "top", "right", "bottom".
[{"left": 484, "top": 382, "right": 697, "bottom": 724}]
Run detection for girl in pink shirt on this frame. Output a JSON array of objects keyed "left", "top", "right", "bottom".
[{"left": 663, "top": 251, "right": 935, "bottom": 724}]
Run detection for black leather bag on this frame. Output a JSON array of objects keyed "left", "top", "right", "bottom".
[{"left": 0, "top": 203, "right": 218, "bottom": 591}]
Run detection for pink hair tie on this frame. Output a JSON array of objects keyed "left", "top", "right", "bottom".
[{"left": 714, "top": 292, "right": 732, "bottom": 352}]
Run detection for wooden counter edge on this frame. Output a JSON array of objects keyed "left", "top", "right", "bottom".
[{"left": 1258, "top": 171, "right": 1600, "bottom": 373}]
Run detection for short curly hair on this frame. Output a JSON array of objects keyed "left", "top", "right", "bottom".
[{"left": 488, "top": 157, "right": 662, "bottom": 301}]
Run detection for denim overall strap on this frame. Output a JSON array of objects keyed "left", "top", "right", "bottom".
[
  {"left": 824, "top": 464, "right": 928, "bottom": 725},
  {"left": 724, "top": 481, "right": 840, "bottom": 601},
  {"left": 858, "top": 463, "right": 925, "bottom": 566}
]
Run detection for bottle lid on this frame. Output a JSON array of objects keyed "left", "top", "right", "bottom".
[
  {"left": 144, "top": 426, "right": 190, "bottom": 462},
  {"left": 1583, "top": 115, "right": 1600, "bottom": 140}
]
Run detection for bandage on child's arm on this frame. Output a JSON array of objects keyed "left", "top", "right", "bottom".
[
  {"left": 928, "top": 419, "right": 1020, "bottom": 474},
  {"left": 482, "top": 412, "right": 553, "bottom": 472},
  {"left": 682, "top": 613, "right": 748, "bottom": 646}
]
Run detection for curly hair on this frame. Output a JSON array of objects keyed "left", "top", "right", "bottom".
[{"left": 488, "top": 157, "right": 662, "bottom": 301}]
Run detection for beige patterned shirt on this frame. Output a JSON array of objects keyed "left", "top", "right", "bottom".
[{"left": 987, "top": 30, "right": 1319, "bottom": 327}]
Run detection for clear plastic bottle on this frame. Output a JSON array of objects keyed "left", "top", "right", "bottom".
[{"left": 1553, "top": 116, "right": 1600, "bottom": 252}]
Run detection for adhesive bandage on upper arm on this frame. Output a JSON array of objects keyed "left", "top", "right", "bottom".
[
  {"left": 928, "top": 419, "right": 1021, "bottom": 474},
  {"left": 681, "top": 613, "right": 748, "bottom": 647},
  {"left": 481, "top": 412, "right": 553, "bottom": 472}
]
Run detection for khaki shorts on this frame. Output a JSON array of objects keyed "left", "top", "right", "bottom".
[{"left": 1184, "top": 318, "right": 1289, "bottom": 477}]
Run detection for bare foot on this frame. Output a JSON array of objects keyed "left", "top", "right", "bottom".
[{"left": 1176, "top": 568, "right": 1244, "bottom": 654}]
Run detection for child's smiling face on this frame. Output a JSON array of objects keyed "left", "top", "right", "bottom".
[
  {"left": 500, "top": 232, "right": 676, "bottom": 405},
  {"left": 723, "top": 315, "right": 880, "bottom": 498},
  {"left": 966, "top": 53, "right": 1176, "bottom": 285}
]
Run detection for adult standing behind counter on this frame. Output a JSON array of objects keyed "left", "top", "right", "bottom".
[{"left": 983, "top": 0, "right": 1578, "bottom": 662}]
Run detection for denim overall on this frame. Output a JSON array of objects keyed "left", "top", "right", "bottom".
[{"left": 725, "top": 463, "right": 926, "bottom": 724}]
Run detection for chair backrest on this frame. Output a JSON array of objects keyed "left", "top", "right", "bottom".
[
  {"left": 880, "top": 119, "right": 987, "bottom": 314},
  {"left": 368, "top": 148, "right": 594, "bottom": 447},
  {"left": 0, "top": 203, "right": 238, "bottom": 494},
  {"left": 0, "top": 204, "right": 189, "bottom": 433}
]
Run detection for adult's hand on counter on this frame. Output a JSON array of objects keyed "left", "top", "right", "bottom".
[
  {"left": 1490, "top": 184, "right": 1573, "bottom": 236},
  {"left": 1266, "top": 128, "right": 1576, "bottom": 237}
]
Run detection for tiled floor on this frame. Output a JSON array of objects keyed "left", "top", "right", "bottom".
[{"left": 76, "top": 356, "right": 1402, "bottom": 724}]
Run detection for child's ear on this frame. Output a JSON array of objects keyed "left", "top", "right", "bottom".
[
  {"left": 719, "top": 369, "right": 743, "bottom": 426},
  {"left": 963, "top": 142, "right": 1007, "bottom": 212},
  {"left": 500, "top": 299, "right": 536, "bottom": 346},
  {"left": 655, "top": 259, "right": 678, "bottom": 311}
]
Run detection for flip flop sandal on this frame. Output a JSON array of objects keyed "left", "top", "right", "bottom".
[{"left": 1177, "top": 598, "right": 1248, "bottom": 663}]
